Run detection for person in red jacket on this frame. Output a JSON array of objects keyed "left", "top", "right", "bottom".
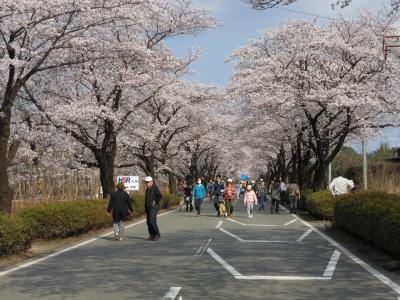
[{"left": 223, "top": 178, "right": 237, "bottom": 217}]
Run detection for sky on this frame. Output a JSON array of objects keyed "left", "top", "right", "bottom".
[{"left": 166, "top": 0, "right": 399, "bottom": 153}]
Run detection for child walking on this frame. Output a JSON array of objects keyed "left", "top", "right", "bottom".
[{"left": 244, "top": 185, "right": 258, "bottom": 218}]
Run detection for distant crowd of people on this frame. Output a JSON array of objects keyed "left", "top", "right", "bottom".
[
  {"left": 106, "top": 172, "right": 354, "bottom": 243},
  {"left": 176, "top": 175, "right": 301, "bottom": 218}
]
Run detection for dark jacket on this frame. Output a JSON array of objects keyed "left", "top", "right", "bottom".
[
  {"left": 145, "top": 185, "right": 163, "bottom": 208},
  {"left": 214, "top": 181, "right": 225, "bottom": 196},
  {"left": 107, "top": 190, "right": 133, "bottom": 222}
]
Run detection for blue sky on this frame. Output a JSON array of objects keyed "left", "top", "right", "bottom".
[{"left": 167, "top": 0, "right": 399, "bottom": 153}]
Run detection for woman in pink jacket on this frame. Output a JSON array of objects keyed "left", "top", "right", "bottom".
[{"left": 244, "top": 185, "right": 258, "bottom": 218}]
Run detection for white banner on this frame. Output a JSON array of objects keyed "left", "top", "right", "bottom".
[{"left": 117, "top": 176, "right": 140, "bottom": 191}]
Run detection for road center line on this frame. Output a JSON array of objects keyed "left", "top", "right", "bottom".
[
  {"left": 323, "top": 250, "right": 341, "bottom": 278},
  {"left": 162, "top": 287, "right": 181, "bottom": 300},
  {"left": 296, "top": 229, "right": 313, "bottom": 242},
  {"left": 0, "top": 208, "right": 179, "bottom": 278}
]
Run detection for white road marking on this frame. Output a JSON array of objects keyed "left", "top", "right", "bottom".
[
  {"left": 220, "top": 228, "right": 294, "bottom": 243},
  {"left": 216, "top": 221, "right": 223, "bottom": 229},
  {"left": 162, "top": 287, "right": 181, "bottom": 299},
  {"left": 208, "top": 248, "right": 333, "bottom": 281},
  {"left": 284, "top": 219, "right": 297, "bottom": 226},
  {"left": 296, "top": 229, "right": 313, "bottom": 242},
  {"left": 0, "top": 208, "right": 180, "bottom": 278},
  {"left": 207, "top": 248, "right": 242, "bottom": 277},
  {"left": 226, "top": 218, "right": 277, "bottom": 227},
  {"left": 194, "top": 239, "right": 212, "bottom": 257},
  {"left": 323, "top": 250, "right": 341, "bottom": 278},
  {"left": 235, "top": 275, "right": 331, "bottom": 280},
  {"left": 293, "top": 214, "right": 400, "bottom": 295}
]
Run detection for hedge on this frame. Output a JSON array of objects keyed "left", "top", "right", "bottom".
[
  {"left": 335, "top": 192, "right": 400, "bottom": 257},
  {"left": 0, "top": 193, "right": 179, "bottom": 256},
  {"left": 0, "top": 213, "right": 32, "bottom": 256},
  {"left": 304, "top": 190, "right": 336, "bottom": 221}
]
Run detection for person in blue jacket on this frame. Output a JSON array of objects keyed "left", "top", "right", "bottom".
[{"left": 192, "top": 178, "right": 206, "bottom": 216}]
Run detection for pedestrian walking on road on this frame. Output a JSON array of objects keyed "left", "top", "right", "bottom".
[
  {"left": 144, "top": 176, "right": 163, "bottom": 241},
  {"left": 255, "top": 179, "right": 266, "bottom": 211},
  {"left": 280, "top": 178, "right": 288, "bottom": 204},
  {"left": 224, "top": 178, "right": 237, "bottom": 217},
  {"left": 177, "top": 179, "right": 185, "bottom": 211},
  {"left": 184, "top": 183, "right": 194, "bottom": 212},
  {"left": 193, "top": 178, "right": 206, "bottom": 216},
  {"left": 207, "top": 179, "right": 214, "bottom": 202},
  {"left": 287, "top": 181, "right": 300, "bottom": 214},
  {"left": 214, "top": 175, "right": 225, "bottom": 216},
  {"left": 107, "top": 182, "right": 133, "bottom": 241},
  {"left": 244, "top": 185, "right": 258, "bottom": 218},
  {"left": 269, "top": 179, "right": 281, "bottom": 214}
]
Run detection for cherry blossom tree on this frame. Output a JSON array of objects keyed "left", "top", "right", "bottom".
[
  {"left": 0, "top": 0, "right": 218, "bottom": 211},
  {"left": 229, "top": 14, "right": 400, "bottom": 190}
]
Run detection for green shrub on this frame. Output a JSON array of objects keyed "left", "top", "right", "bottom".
[
  {"left": 20, "top": 200, "right": 111, "bottom": 239},
  {"left": 305, "top": 190, "right": 336, "bottom": 221},
  {"left": 0, "top": 213, "right": 32, "bottom": 256},
  {"left": 335, "top": 192, "right": 400, "bottom": 257},
  {"left": 0, "top": 193, "right": 179, "bottom": 257}
]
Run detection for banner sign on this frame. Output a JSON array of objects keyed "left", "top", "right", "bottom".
[{"left": 117, "top": 176, "right": 140, "bottom": 191}]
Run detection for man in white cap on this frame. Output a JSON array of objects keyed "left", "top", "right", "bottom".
[{"left": 144, "top": 176, "right": 163, "bottom": 241}]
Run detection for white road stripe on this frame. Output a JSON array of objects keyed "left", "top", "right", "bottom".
[
  {"left": 296, "top": 229, "right": 313, "bottom": 242},
  {"left": 200, "top": 239, "right": 212, "bottom": 256},
  {"left": 284, "top": 219, "right": 297, "bottom": 226},
  {"left": 207, "top": 248, "right": 242, "bottom": 277},
  {"left": 216, "top": 221, "right": 223, "bottom": 229},
  {"left": 0, "top": 208, "right": 179, "bottom": 278},
  {"left": 293, "top": 214, "right": 400, "bottom": 295},
  {"left": 208, "top": 248, "right": 332, "bottom": 281},
  {"left": 235, "top": 275, "right": 331, "bottom": 281},
  {"left": 220, "top": 228, "right": 244, "bottom": 242},
  {"left": 162, "top": 287, "right": 181, "bottom": 299},
  {"left": 226, "top": 218, "right": 277, "bottom": 227},
  {"left": 323, "top": 250, "right": 341, "bottom": 278},
  {"left": 219, "top": 228, "right": 293, "bottom": 243},
  {"left": 194, "top": 239, "right": 212, "bottom": 257}
]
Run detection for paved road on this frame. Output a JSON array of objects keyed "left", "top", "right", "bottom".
[{"left": 0, "top": 200, "right": 399, "bottom": 299}]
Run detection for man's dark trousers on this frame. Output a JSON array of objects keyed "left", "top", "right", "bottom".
[{"left": 146, "top": 204, "right": 160, "bottom": 237}]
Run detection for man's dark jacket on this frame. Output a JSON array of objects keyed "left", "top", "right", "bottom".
[
  {"left": 107, "top": 190, "right": 133, "bottom": 222},
  {"left": 145, "top": 185, "right": 163, "bottom": 209}
]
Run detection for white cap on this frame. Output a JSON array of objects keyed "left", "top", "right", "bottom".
[
  {"left": 144, "top": 176, "right": 153, "bottom": 182},
  {"left": 227, "top": 178, "right": 233, "bottom": 183}
]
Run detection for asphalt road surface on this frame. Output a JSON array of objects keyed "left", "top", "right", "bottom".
[{"left": 0, "top": 199, "right": 399, "bottom": 300}]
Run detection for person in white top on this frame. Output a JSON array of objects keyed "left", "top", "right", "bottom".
[{"left": 329, "top": 175, "right": 355, "bottom": 196}]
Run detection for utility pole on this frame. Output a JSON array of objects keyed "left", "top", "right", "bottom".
[
  {"left": 328, "top": 163, "right": 332, "bottom": 187},
  {"left": 362, "top": 138, "right": 368, "bottom": 191}
]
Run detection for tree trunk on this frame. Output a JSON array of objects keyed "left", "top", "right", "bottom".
[
  {"left": 167, "top": 171, "right": 177, "bottom": 194},
  {"left": 312, "top": 161, "right": 328, "bottom": 191},
  {"left": 94, "top": 144, "right": 117, "bottom": 199},
  {"left": 0, "top": 90, "right": 18, "bottom": 213}
]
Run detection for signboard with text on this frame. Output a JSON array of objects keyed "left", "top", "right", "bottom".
[{"left": 117, "top": 176, "right": 140, "bottom": 191}]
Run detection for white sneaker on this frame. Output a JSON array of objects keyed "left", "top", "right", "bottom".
[{"left": 250, "top": 214, "right": 253, "bottom": 218}]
